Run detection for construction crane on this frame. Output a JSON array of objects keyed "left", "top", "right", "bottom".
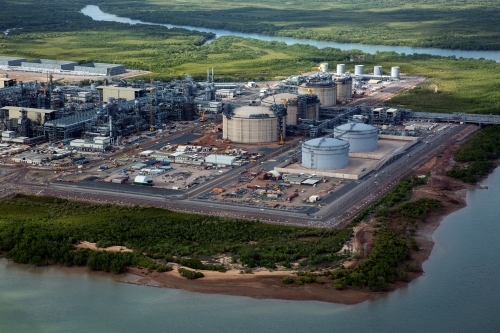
[
  {"left": 197, "top": 109, "right": 206, "bottom": 122},
  {"left": 149, "top": 80, "right": 155, "bottom": 132}
]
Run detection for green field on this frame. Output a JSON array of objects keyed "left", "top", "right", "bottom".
[{"left": 2, "top": 0, "right": 500, "bottom": 113}]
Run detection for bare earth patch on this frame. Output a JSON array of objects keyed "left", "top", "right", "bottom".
[{"left": 75, "top": 241, "right": 133, "bottom": 253}]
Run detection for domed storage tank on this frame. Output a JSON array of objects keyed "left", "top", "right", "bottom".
[
  {"left": 374, "top": 66, "right": 383, "bottom": 76},
  {"left": 302, "top": 137, "right": 349, "bottom": 170},
  {"left": 333, "top": 122, "right": 378, "bottom": 152},
  {"left": 223, "top": 106, "right": 284, "bottom": 143},
  {"left": 354, "top": 65, "right": 364, "bottom": 75},
  {"left": 335, "top": 77, "right": 352, "bottom": 99},
  {"left": 336, "top": 64, "right": 345, "bottom": 75},
  {"left": 298, "top": 83, "right": 336, "bottom": 107},
  {"left": 261, "top": 92, "right": 298, "bottom": 125},
  {"left": 391, "top": 66, "right": 400, "bottom": 79}
]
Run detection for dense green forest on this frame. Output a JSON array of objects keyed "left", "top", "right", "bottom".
[
  {"left": 2, "top": 0, "right": 500, "bottom": 112},
  {"left": 95, "top": 0, "right": 500, "bottom": 50},
  {"left": 0, "top": 195, "right": 352, "bottom": 273},
  {"left": 446, "top": 125, "right": 500, "bottom": 183}
]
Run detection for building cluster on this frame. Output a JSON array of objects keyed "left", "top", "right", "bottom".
[{"left": 0, "top": 56, "right": 126, "bottom": 76}]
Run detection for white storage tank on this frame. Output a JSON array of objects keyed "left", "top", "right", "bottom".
[
  {"left": 391, "top": 66, "right": 400, "bottom": 79},
  {"left": 223, "top": 105, "right": 284, "bottom": 143},
  {"left": 298, "top": 83, "right": 336, "bottom": 107},
  {"left": 334, "top": 122, "right": 378, "bottom": 152},
  {"left": 336, "top": 64, "right": 345, "bottom": 75},
  {"left": 374, "top": 66, "right": 383, "bottom": 76},
  {"left": 261, "top": 92, "right": 298, "bottom": 125},
  {"left": 354, "top": 65, "right": 364, "bottom": 75},
  {"left": 319, "top": 63, "right": 329, "bottom": 73},
  {"left": 302, "top": 137, "right": 349, "bottom": 170}
]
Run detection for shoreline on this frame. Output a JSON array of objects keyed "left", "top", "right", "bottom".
[
  {"left": 1, "top": 126, "right": 490, "bottom": 305},
  {"left": 43, "top": 142, "right": 478, "bottom": 305}
]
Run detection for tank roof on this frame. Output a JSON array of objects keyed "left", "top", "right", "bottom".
[
  {"left": 232, "top": 106, "right": 276, "bottom": 119},
  {"left": 335, "top": 122, "right": 377, "bottom": 132},
  {"left": 303, "top": 137, "right": 349, "bottom": 148},
  {"left": 261, "top": 93, "right": 297, "bottom": 105}
]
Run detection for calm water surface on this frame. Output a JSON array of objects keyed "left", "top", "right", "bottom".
[
  {"left": 81, "top": 5, "right": 500, "bottom": 62},
  {"left": 1, "top": 168, "right": 500, "bottom": 332}
]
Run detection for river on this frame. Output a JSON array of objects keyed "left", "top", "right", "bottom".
[
  {"left": 2, "top": 167, "right": 500, "bottom": 332},
  {"left": 81, "top": 5, "right": 500, "bottom": 62}
]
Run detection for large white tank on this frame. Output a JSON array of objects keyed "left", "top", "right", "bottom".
[
  {"left": 319, "top": 63, "right": 329, "bottom": 73},
  {"left": 354, "top": 65, "right": 364, "bottom": 75},
  {"left": 223, "top": 106, "right": 284, "bottom": 143},
  {"left": 334, "top": 122, "right": 378, "bottom": 152},
  {"left": 261, "top": 92, "right": 298, "bottom": 125},
  {"left": 298, "top": 84, "right": 336, "bottom": 107},
  {"left": 336, "top": 64, "right": 345, "bottom": 75},
  {"left": 302, "top": 137, "right": 349, "bottom": 170},
  {"left": 335, "top": 77, "right": 353, "bottom": 99},
  {"left": 374, "top": 66, "right": 383, "bottom": 76},
  {"left": 391, "top": 66, "right": 400, "bottom": 79}
]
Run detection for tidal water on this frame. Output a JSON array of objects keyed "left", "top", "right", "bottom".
[
  {"left": 1, "top": 167, "right": 500, "bottom": 332},
  {"left": 81, "top": 5, "right": 500, "bottom": 62}
]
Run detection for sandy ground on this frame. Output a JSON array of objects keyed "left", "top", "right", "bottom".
[{"left": 75, "top": 241, "right": 132, "bottom": 253}]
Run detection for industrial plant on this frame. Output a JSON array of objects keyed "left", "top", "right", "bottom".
[{"left": 2, "top": 59, "right": 500, "bottom": 224}]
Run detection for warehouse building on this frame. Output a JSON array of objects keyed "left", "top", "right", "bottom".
[
  {"left": 97, "top": 86, "right": 146, "bottom": 102},
  {"left": 21, "top": 59, "right": 78, "bottom": 71},
  {"left": 0, "top": 106, "right": 55, "bottom": 125},
  {"left": 74, "top": 63, "right": 126, "bottom": 76},
  {"left": 0, "top": 56, "right": 27, "bottom": 66}
]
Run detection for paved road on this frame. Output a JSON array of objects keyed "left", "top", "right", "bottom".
[{"left": 4, "top": 123, "right": 476, "bottom": 228}]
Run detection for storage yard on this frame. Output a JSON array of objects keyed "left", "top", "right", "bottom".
[{"left": 1, "top": 59, "right": 499, "bottom": 226}]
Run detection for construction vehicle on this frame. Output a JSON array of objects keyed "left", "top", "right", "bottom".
[
  {"left": 197, "top": 109, "right": 206, "bottom": 122},
  {"left": 279, "top": 133, "right": 285, "bottom": 145}
]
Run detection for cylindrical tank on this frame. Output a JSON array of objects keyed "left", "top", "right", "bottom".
[
  {"left": 354, "top": 65, "right": 364, "bottom": 75},
  {"left": 223, "top": 106, "right": 284, "bottom": 143},
  {"left": 391, "top": 66, "right": 400, "bottom": 79},
  {"left": 261, "top": 92, "right": 298, "bottom": 125},
  {"left": 298, "top": 84, "right": 336, "bottom": 107},
  {"left": 90, "top": 83, "right": 98, "bottom": 91},
  {"left": 333, "top": 122, "right": 378, "bottom": 152},
  {"left": 301, "top": 137, "right": 349, "bottom": 170},
  {"left": 335, "top": 77, "right": 353, "bottom": 99},
  {"left": 374, "top": 66, "right": 383, "bottom": 76},
  {"left": 319, "top": 63, "right": 329, "bottom": 73},
  {"left": 336, "top": 64, "right": 345, "bottom": 75}
]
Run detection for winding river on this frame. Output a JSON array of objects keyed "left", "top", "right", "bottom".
[{"left": 81, "top": 5, "right": 500, "bottom": 62}]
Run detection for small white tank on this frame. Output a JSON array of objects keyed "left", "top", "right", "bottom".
[
  {"left": 391, "top": 66, "right": 400, "bottom": 79},
  {"left": 374, "top": 66, "right": 383, "bottom": 76},
  {"left": 354, "top": 65, "right": 364, "bottom": 75},
  {"left": 336, "top": 64, "right": 345, "bottom": 75}
]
